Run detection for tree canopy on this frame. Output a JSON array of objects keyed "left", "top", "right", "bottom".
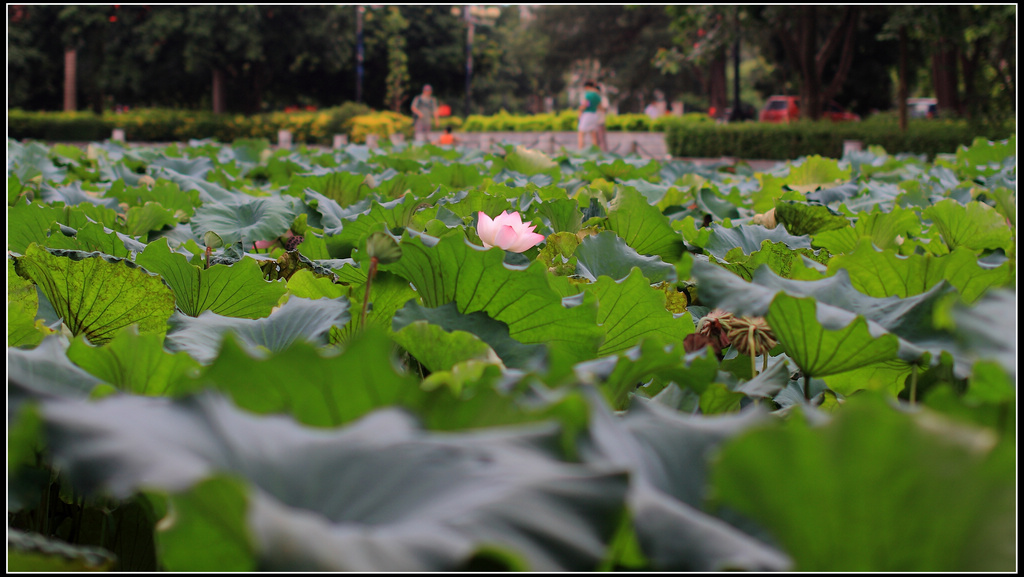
[{"left": 7, "top": 5, "right": 1015, "bottom": 121}]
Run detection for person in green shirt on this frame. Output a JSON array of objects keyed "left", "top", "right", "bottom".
[
  {"left": 411, "top": 84, "right": 439, "bottom": 143},
  {"left": 577, "top": 80, "right": 604, "bottom": 150}
]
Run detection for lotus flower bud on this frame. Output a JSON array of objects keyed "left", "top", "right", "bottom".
[{"left": 476, "top": 211, "right": 545, "bottom": 253}]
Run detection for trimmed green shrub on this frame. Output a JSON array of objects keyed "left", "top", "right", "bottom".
[
  {"left": 666, "top": 118, "right": 1016, "bottom": 159},
  {"left": 8, "top": 105, "right": 412, "bottom": 145}
]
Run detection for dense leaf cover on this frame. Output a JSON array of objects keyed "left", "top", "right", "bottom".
[{"left": 7, "top": 136, "right": 1016, "bottom": 571}]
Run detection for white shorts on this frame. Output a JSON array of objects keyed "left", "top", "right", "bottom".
[{"left": 578, "top": 111, "right": 601, "bottom": 132}]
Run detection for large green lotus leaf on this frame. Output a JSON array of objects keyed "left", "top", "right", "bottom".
[
  {"left": 392, "top": 301, "right": 547, "bottom": 371},
  {"left": 40, "top": 181, "right": 122, "bottom": 210},
  {"left": 585, "top": 268, "right": 692, "bottom": 358},
  {"left": 826, "top": 238, "right": 1013, "bottom": 303},
  {"left": 393, "top": 322, "right": 498, "bottom": 373},
  {"left": 8, "top": 140, "right": 67, "bottom": 183},
  {"left": 152, "top": 164, "right": 237, "bottom": 203},
  {"left": 164, "top": 296, "right": 350, "bottom": 364},
  {"left": 579, "top": 395, "right": 790, "bottom": 571},
  {"left": 150, "top": 155, "right": 214, "bottom": 179},
  {"left": 35, "top": 220, "right": 140, "bottom": 257},
  {"left": 921, "top": 199, "right": 1013, "bottom": 252},
  {"left": 321, "top": 192, "right": 443, "bottom": 256},
  {"left": 41, "top": 393, "right": 630, "bottom": 571},
  {"left": 696, "top": 186, "right": 743, "bottom": 220},
  {"left": 439, "top": 188, "right": 514, "bottom": 220},
  {"left": 8, "top": 202, "right": 109, "bottom": 254},
  {"left": 750, "top": 173, "right": 805, "bottom": 214},
  {"left": 953, "top": 135, "right": 1016, "bottom": 178},
  {"left": 714, "top": 241, "right": 829, "bottom": 282},
  {"left": 8, "top": 299, "right": 55, "bottom": 348},
  {"left": 840, "top": 181, "right": 906, "bottom": 214},
  {"left": 190, "top": 196, "right": 301, "bottom": 247},
  {"left": 334, "top": 271, "right": 419, "bottom": 343},
  {"left": 8, "top": 336, "right": 103, "bottom": 402},
  {"left": 189, "top": 328, "right": 424, "bottom": 427},
  {"left": 285, "top": 268, "right": 348, "bottom": 300},
  {"left": 424, "top": 163, "right": 484, "bottom": 189},
  {"left": 774, "top": 200, "right": 850, "bottom": 237},
  {"left": 105, "top": 179, "right": 200, "bottom": 216},
  {"left": 8, "top": 258, "right": 53, "bottom": 347},
  {"left": 785, "top": 155, "right": 851, "bottom": 190},
  {"left": 704, "top": 224, "right": 813, "bottom": 259},
  {"left": 802, "top": 182, "right": 860, "bottom": 206},
  {"left": 582, "top": 158, "right": 660, "bottom": 183},
  {"left": 812, "top": 205, "right": 922, "bottom": 254},
  {"left": 982, "top": 186, "right": 1015, "bottom": 227},
  {"left": 524, "top": 197, "right": 583, "bottom": 234},
  {"left": 606, "top": 186, "right": 685, "bottom": 260},
  {"left": 672, "top": 215, "right": 713, "bottom": 249},
  {"left": 766, "top": 293, "right": 900, "bottom": 378},
  {"left": 822, "top": 359, "right": 913, "bottom": 397},
  {"left": 505, "top": 146, "right": 559, "bottom": 177},
  {"left": 691, "top": 261, "right": 956, "bottom": 364},
  {"left": 374, "top": 171, "right": 437, "bottom": 199},
  {"left": 384, "top": 234, "right": 603, "bottom": 377},
  {"left": 285, "top": 172, "right": 372, "bottom": 207},
  {"left": 574, "top": 340, "right": 718, "bottom": 409},
  {"left": 536, "top": 231, "right": 580, "bottom": 276},
  {"left": 66, "top": 326, "right": 201, "bottom": 397},
  {"left": 125, "top": 202, "right": 180, "bottom": 237},
  {"left": 574, "top": 231, "right": 676, "bottom": 283},
  {"left": 934, "top": 289, "right": 1016, "bottom": 380},
  {"left": 14, "top": 245, "right": 176, "bottom": 345},
  {"left": 155, "top": 475, "right": 255, "bottom": 572},
  {"left": 136, "top": 238, "right": 287, "bottom": 318},
  {"left": 710, "top": 394, "right": 1015, "bottom": 571}
]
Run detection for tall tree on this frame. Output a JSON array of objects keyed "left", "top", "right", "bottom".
[
  {"left": 532, "top": 5, "right": 691, "bottom": 113},
  {"left": 762, "top": 6, "right": 861, "bottom": 120},
  {"left": 383, "top": 7, "right": 410, "bottom": 113}
]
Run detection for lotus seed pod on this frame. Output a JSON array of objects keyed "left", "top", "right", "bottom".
[
  {"left": 137, "top": 175, "right": 156, "bottom": 187},
  {"left": 726, "top": 316, "right": 777, "bottom": 357}
]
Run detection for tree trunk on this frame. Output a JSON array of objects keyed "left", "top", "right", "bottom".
[
  {"left": 798, "top": 7, "right": 822, "bottom": 120},
  {"left": 898, "top": 26, "right": 908, "bottom": 132},
  {"left": 63, "top": 48, "right": 77, "bottom": 112},
  {"left": 708, "top": 50, "right": 727, "bottom": 117},
  {"left": 212, "top": 68, "right": 226, "bottom": 114},
  {"left": 932, "top": 39, "right": 959, "bottom": 115}
]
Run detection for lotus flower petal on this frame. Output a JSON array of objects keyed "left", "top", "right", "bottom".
[{"left": 477, "top": 211, "right": 544, "bottom": 253}]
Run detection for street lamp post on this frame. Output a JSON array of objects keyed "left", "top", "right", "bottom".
[
  {"left": 356, "top": 6, "right": 365, "bottom": 103},
  {"left": 464, "top": 6, "right": 474, "bottom": 117},
  {"left": 460, "top": 6, "right": 500, "bottom": 117}
]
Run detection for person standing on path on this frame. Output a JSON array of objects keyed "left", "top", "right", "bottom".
[
  {"left": 411, "top": 84, "right": 439, "bottom": 143},
  {"left": 577, "top": 80, "right": 604, "bottom": 150},
  {"left": 596, "top": 83, "right": 610, "bottom": 152}
]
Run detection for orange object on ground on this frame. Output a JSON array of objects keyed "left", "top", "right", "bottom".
[{"left": 439, "top": 132, "right": 455, "bottom": 145}]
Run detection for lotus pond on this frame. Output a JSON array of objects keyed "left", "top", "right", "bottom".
[{"left": 7, "top": 136, "right": 1017, "bottom": 571}]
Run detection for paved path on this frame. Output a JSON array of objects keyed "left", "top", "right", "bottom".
[{"left": 425, "top": 131, "right": 782, "bottom": 171}]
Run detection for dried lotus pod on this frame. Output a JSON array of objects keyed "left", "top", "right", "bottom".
[
  {"left": 725, "top": 315, "right": 777, "bottom": 358},
  {"left": 695, "top": 309, "right": 734, "bottom": 354}
]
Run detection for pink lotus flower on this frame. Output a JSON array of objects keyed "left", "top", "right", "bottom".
[{"left": 477, "top": 211, "right": 545, "bottom": 253}]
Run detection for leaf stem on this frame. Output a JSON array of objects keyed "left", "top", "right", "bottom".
[
  {"left": 909, "top": 363, "right": 918, "bottom": 405},
  {"left": 803, "top": 373, "right": 811, "bottom": 402},
  {"left": 360, "top": 257, "right": 378, "bottom": 330}
]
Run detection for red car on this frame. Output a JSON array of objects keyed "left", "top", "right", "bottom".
[{"left": 759, "top": 95, "right": 860, "bottom": 123}]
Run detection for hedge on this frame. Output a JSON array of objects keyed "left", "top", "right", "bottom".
[
  {"left": 458, "top": 109, "right": 711, "bottom": 132},
  {"left": 666, "top": 117, "right": 1016, "bottom": 160},
  {"left": 7, "top": 103, "right": 404, "bottom": 144}
]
